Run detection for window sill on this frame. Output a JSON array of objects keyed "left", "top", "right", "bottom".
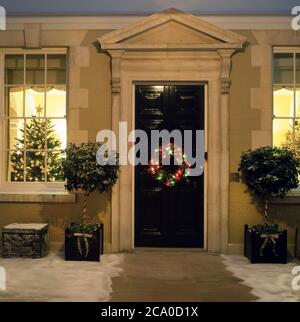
[
  {"left": 0, "top": 192, "right": 76, "bottom": 203},
  {"left": 271, "top": 192, "right": 300, "bottom": 205}
]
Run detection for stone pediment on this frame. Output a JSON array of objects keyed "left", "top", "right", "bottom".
[{"left": 98, "top": 8, "right": 246, "bottom": 51}]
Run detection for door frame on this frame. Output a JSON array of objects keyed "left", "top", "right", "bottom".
[
  {"left": 132, "top": 82, "right": 208, "bottom": 250},
  {"left": 107, "top": 50, "right": 233, "bottom": 254},
  {"left": 98, "top": 8, "right": 245, "bottom": 254}
]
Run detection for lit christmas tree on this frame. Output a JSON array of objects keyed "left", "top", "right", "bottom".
[
  {"left": 283, "top": 122, "right": 300, "bottom": 151},
  {"left": 11, "top": 105, "right": 63, "bottom": 182}
]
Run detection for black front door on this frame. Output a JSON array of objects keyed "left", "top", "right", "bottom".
[{"left": 135, "top": 85, "right": 204, "bottom": 248}]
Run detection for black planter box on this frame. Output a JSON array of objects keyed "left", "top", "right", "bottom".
[
  {"left": 65, "top": 224, "right": 104, "bottom": 262},
  {"left": 244, "top": 225, "right": 287, "bottom": 264}
]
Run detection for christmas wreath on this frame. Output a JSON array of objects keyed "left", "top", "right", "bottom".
[{"left": 146, "top": 143, "right": 191, "bottom": 187}]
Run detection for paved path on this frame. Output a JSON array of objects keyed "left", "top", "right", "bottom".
[
  {"left": 110, "top": 251, "right": 257, "bottom": 302},
  {"left": 1, "top": 251, "right": 297, "bottom": 301}
]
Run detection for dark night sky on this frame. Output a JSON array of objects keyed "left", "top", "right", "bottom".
[{"left": 0, "top": 0, "right": 298, "bottom": 16}]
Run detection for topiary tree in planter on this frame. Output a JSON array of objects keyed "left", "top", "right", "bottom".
[
  {"left": 239, "top": 146, "right": 299, "bottom": 223},
  {"left": 63, "top": 142, "right": 119, "bottom": 224},
  {"left": 62, "top": 142, "right": 119, "bottom": 261},
  {"left": 238, "top": 146, "right": 300, "bottom": 263}
]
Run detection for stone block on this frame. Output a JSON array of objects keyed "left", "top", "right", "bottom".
[
  {"left": 251, "top": 130, "right": 272, "bottom": 149},
  {"left": 69, "top": 46, "right": 90, "bottom": 67},
  {"left": 24, "top": 24, "right": 41, "bottom": 48},
  {"left": 69, "top": 88, "right": 88, "bottom": 109},
  {"left": 68, "top": 130, "right": 88, "bottom": 144},
  {"left": 2, "top": 223, "right": 49, "bottom": 258},
  {"left": 69, "top": 109, "right": 80, "bottom": 130},
  {"left": 251, "top": 45, "right": 272, "bottom": 67},
  {"left": 250, "top": 88, "right": 261, "bottom": 110},
  {"left": 69, "top": 65, "right": 81, "bottom": 89}
]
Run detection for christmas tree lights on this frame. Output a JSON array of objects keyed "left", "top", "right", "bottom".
[
  {"left": 146, "top": 143, "right": 191, "bottom": 187},
  {"left": 11, "top": 105, "right": 63, "bottom": 182}
]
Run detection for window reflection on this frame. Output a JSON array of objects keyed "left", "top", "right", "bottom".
[
  {"left": 273, "top": 51, "right": 300, "bottom": 156},
  {"left": 5, "top": 55, "right": 24, "bottom": 85},
  {"left": 273, "top": 86, "right": 294, "bottom": 118},
  {"left": 273, "top": 53, "right": 294, "bottom": 85}
]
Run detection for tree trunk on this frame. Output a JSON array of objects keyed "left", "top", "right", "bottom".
[
  {"left": 264, "top": 197, "right": 269, "bottom": 225},
  {"left": 82, "top": 192, "right": 89, "bottom": 224}
]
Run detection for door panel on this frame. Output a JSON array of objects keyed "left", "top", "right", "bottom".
[{"left": 135, "top": 85, "right": 204, "bottom": 247}]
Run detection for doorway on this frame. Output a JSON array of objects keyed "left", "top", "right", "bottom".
[{"left": 134, "top": 85, "right": 205, "bottom": 247}]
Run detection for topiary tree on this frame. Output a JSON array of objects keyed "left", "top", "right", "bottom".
[
  {"left": 238, "top": 146, "right": 300, "bottom": 223},
  {"left": 62, "top": 142, "right": 119, "bottom": 224}
]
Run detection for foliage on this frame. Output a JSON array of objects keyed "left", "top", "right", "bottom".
[
  {"left": 62, "top": 142, "right": 119, "bottom": 195},
  {"left": 238, "top": 146, "right": 300, "bottom": 199},
  {"left": 147, "top": 143, "right": 191, "bottom": 187},
  {"left": 282, "top": 123, "right": 300, "bottom": 151},
  {"left": 251, "top": 223, "right": 281, "bottom": 234},
  {"left": 68, "top": 223, "right": 100, "bottom": 234},
  {"left": 11, "top": 118, "right": 63, "bottom": 182}
]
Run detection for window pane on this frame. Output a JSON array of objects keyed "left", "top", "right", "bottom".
[
  {"left": 26, "top": 55, "right": 45, "bottom": 85},
  {"left": 4, "top": 53, "right": 66, "bottom": 185},
  {"left": 46, "top": 86, "right": 66, "bottom": 117},
  {"left": 25, "top": 118, "right": 46, "bottom": 150},
  {"left": 10, "top": 151, "right": 25, "bottom": 182},
  {"left": 26, "top": 151, "right": 45, "bottom": 182},
  {"left": 296, "top": 88, "right": 300, "bottom": 117},
  {"left": 273, "top": 85, "right": 294, "bottom": 117},
  {"left": 5, "top": 55, "right": 24, "bottom": 85},
  {"left": 5, "top": 87, "right": 24, "bottom": 117},
  {"left": 25, "top": 87, "right": 45, "bottom": 117},
  {"left": 294, "top": 120, "right": 300, "bottom": 151},
  {"left": 47, "top": 151, "right": 64, "bottom": 182},
  {"left": 273, "top": 53, "right": 294, "bottom": 84},
  {"left": 273, "top": 118, "right": 293, "bottom": 148},
  {"left": 297, "top": 53, "right": 300, "bottom": 84},
  {"left": 6, "top": 119, "right": 24, "bottom": 150},
  {"left": 47, "top": 54, "right": 66, "bottom": 84},
  {"left": 49, "top": 119, "right": 66, "bottom": 150}
]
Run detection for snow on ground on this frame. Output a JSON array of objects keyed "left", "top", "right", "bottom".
[
  {"left": 1, "top": 252, "right": 299, "bottom": 302},
  {"left": 0, "top": 253, "right": 124, "bottom": 302},
  {"left": 222, "top": 255, "right": 300, "bottom": 302}
]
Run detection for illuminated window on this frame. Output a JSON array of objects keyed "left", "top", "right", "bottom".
[
  {"left": 273, "top": 49, "right": 300, "bottom": 151},
  {"left": 4, "top": 53, "right": 67, "bottom": 183}
]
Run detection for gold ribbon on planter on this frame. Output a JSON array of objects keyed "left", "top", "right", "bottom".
[
  {"left": 73, "top": 233, "right": 93, "bottom": 258},
  {"left": 259, "top": 233, "right": 280, "bottom": 257}
]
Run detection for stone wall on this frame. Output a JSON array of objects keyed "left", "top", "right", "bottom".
[
  {"left": 0, "top": 29, "right": 114, "bottom": 252},
  {"left": 228, "top": 30, "right": 300, "bottom": 254},
  {"left": 0, "top": 25, "right": 299, "bottom": 254}
]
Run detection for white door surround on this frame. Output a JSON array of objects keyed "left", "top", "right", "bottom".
[{"left": 98, "top": 8, "right": 246, "bottom": 253}]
